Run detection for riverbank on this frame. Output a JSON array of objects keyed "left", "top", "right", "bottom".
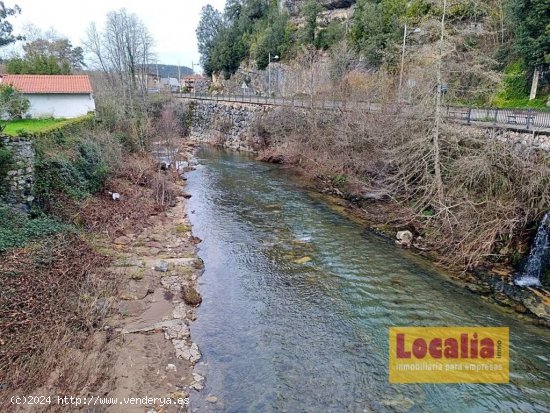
[
  {"left": 77, "top": 141, "right": 205, "bottom": 413},
  {"left": 257, "top": 149, "right": 550, "bottom": 327},
  {"left": 1, "top": 137, "right": 206, "bottom": 412},
  {"left": 97, "top": 180, "right": 203, "bottom": 412}
]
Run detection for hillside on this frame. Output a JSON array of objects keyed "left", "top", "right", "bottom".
[
  {"left": 197, "top": 0, "right": 549, "bottom": 108},
  {"left": 148, "top": 63, "right": 193, "bottom": 78},
  {"left": 280, "top": 0, "right": 356, "bottom": 15}
]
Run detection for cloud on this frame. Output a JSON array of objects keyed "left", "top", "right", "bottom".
[{"left": 4, "top": 0, "right": 227, "bottom": 68}]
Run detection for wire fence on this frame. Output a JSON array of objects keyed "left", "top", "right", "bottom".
[{"left": 176, "top": 92, "right": 550, "bottom": 131}]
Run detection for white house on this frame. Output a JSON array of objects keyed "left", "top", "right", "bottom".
[
  {"left": 0, "top": 74, "right": 96, "bottom": 119},
  {"left": 160, "top": 77, "right": 181, "bottom": 93}
]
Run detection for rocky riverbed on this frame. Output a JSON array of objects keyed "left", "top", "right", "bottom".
[{"left": 87, "top": 144, "right": 205, "bottom": 413}]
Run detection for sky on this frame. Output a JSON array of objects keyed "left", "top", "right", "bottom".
[{"left": 5, "top": 0, "right": 227, "bottom": 71}]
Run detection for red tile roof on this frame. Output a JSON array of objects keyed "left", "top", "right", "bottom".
[
  {"left": 182, "top": 74, "right": 205, "bottom": 80},
  {"left": 0, "top": 74, "right": 93, "bottom": 94}
]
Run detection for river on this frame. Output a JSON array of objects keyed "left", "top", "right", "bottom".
[{"left": 186, "top": 147, "right": 550, "bottom": 413}]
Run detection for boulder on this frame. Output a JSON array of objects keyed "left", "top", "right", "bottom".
[
  {"left": 182, "top": 285, "right": 202, "bottom": 306},
  {"left": 154, "top": 260, "right": 169, "bottom": 272},
  {"left": 396, "top": 230, "right": 413, "bottom": 248}
]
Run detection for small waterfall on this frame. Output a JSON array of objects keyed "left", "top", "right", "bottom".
[{"left": 515, "top": 212, "right": 550, "bottom": 287}]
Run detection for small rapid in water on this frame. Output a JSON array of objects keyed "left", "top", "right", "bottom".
[
  {"left": 187, "top": 148, "right": 550, "bottom": 413},
  {"left": 516, "top": 212, "right": 550, "bottom": 287}
]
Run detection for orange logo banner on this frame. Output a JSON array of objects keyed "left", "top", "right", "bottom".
[{"left": 389, "top": 327, "right": 509, "bottom": 383}]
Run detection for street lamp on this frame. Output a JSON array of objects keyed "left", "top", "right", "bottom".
[
  {"left": 398, "top": 25, "right": 421, "bottom": 102},
  {"left": 268, "top": 53, "right": 279, "bottom": 97}
]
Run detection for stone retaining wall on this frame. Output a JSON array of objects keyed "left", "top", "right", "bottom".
[
  {"left": 186, "top": 99, "right": 550, "bottom": 153},
  {"left": 189, "top": 101, "right": 271, "bottom": 151},
  {"left": 1, "top": 136, "right": 35, "bottom": 209}
]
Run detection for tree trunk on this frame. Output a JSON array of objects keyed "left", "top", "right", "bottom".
[{"left": 529, "top": 68, "right": 540, "bottom": 101}]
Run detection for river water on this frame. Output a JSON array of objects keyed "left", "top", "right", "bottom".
[{"left": 187, "top": 148, "right": 550, "bottom": 413}]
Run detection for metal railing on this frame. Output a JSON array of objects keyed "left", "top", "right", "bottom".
[{"left": 176, "top": 92, "right": 550, "bottom": 132}]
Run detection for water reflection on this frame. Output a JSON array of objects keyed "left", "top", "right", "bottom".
[{"left": 187, "top": 148, "right": 550, "bottom": 413}]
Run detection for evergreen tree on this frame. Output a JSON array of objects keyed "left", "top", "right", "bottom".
[
  {"left": 196, "top": 5, "right": 224, "bottom": 76},
  {"left": 0, "top": 1, "right": 22, "bottom": 47},
  {"left": 508, "top": 0, "right": 550, "bottom": 69}
]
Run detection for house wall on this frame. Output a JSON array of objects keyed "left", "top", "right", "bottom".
[{"left": 26, "top": 93, "right": 96, "bottom": 119}]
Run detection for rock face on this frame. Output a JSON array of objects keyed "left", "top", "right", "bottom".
[{"left": 280, "top": 0, "right": 356, "bottom": 15}]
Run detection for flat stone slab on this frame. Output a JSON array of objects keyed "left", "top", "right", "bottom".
[
  {"left": 122, "top": 319, "right": 189, "bottom": 339},
  {"left": 161, "top": 275, "right": 187, "bottom": 292},
  {"left": 119, "top": 280, "right": 153, "bottom": 300},
  {"left": 174, "top": 340, "right": 201, "bottom": 364}
]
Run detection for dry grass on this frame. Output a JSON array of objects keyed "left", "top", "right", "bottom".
[
  {"left": 0, "top": 233, "right": 115, "bottom": 401},
  {"left": 257, "top": 80, "right": 550, "bottom": 272},
  {"left": 47, "top": 153, "right": 182, "bottom": 240},
  {"left": 0, "top": 146, "right": 184, "bottom": 404}
]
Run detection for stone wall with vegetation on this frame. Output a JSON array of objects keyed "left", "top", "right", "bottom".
[
  {"left": 1, "top": 136, "right": 35, "bottom": 209},
  {"left": 189, "top": 100, "right": 271, "bottom": 151},
  {"left": 0, "top": 116, "right": 97, "bottom": 211},
  {"left": 186, "top": 98, "right": 550, "bottom": 152}
]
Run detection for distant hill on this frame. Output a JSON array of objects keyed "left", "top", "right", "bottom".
[{"left": 148, "top": 64, "right": 193, "bottom": 78}]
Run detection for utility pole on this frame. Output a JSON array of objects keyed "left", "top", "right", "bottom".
[
  {"left": 268, "top": 53, "right": 279, "bottom": 97},
  {"left": 156, "top": 62, "right": 160, "bottom": 91},
  {"left": 178, "top": 61, "right": 181, "bottom": 93},
  {"left": 192, "top": 61, "right": 200, "bottom": 96},
  {"left": 398, "top": 23, "right": 420, "bottom": 102}
]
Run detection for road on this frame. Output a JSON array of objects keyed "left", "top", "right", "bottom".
[{"left": 176, "top": 93, "right": 550, "bottom": 133}]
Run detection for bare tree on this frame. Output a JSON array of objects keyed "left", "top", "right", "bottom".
[
  {"left": 86, "top": 9, "right": 154, "bottom": 92},
  {"left": 84, "top": 9, "right": 155, "bottom": 149},
  {"left": 298, "top": 45, "right": 319, "bottom": 108}
]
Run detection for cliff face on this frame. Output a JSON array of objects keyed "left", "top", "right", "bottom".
[{"left": 280, "top": 0, "right": 356, "bottom": 15}]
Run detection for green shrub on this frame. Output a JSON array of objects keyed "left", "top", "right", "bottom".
[
  {"left": 406, "top": 0, "right": 433, "bottom": 22},
  {"left": 75, "top": 141, "right": 109, "bottom": 193},
  {"left": 332, "top": 174, "right": 348, "bottom": 187},
  {"left": 0, "top": 202, "right": 70, "bottom": 252},
  {"left": 491, "top": 60, "right": 531, "bottom": 107},
  {"left": 447, "top": 0, "right": 488, "bottom": 21},
  {"left": 35, "top": 140, "right": 109, "bottom": 203},
  {"left": 316, "top": 21, "right": 346, "bottom": 50}
]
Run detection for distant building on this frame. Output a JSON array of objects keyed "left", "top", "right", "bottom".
[
  {"left": 138, "top": 72, "right": 161, "bottom": 92},
  {"left": 182, "top": 74, "right": 207, "bottom": 94},
  {"left": 0, "top": 74, "right": 95, "bottom": 119},
  {"left": 160, "top": 77, "right": 181, "bottom": 93}
]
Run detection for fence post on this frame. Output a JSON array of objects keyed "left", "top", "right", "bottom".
[
  {"left": 494, "top": 108, "right": 498, "bottom": 124},
  {"left": 526, "top": 109, "right": 532, "bottom": 129},
  {"left": 467, "top": 107, "right": 472, "bottom": 125}
]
